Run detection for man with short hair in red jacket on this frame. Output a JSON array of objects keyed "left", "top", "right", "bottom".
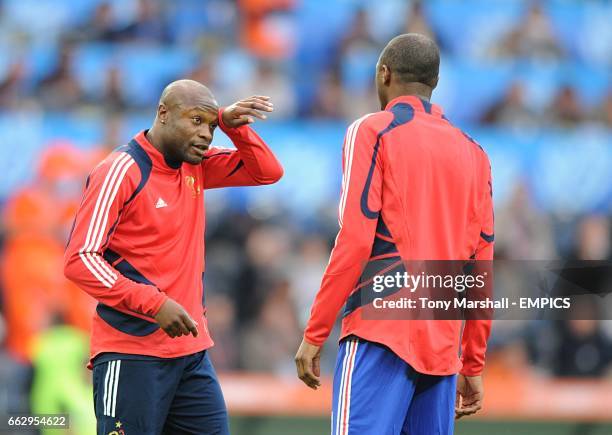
[{"left": 295, "top": 34, "right": 493, "bottom": 435}]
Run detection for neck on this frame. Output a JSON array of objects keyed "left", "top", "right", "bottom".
[
  {"left": 146, "top": 125, "right": 182, "bottom": 169},
  {"left": 384, "top": 82, "right": 432, "bottom": 108},
  {"left": 145, "top": 125, "right": 165, "bottom": 154}
]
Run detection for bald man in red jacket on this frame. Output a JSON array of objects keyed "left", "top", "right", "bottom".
[{"left": 65, "top": 80, "right": 283, "bottom": 434}]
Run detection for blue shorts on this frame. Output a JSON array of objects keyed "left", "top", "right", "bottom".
[
  {"left": 332, "top": 337, "right": 456, "bottom": 435},
  {"left": 92, "top": 351, "right": 229, "bottom": 435}
]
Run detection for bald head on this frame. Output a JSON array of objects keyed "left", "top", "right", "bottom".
[
  {"left": 159, "top": 79, "right": 217, "bottom": 110},
  {"left": 147, "top": 79, "right": 221, "bottom": 167},
  {"left": 379, "top": 33, "right": 440, "bottom": 88}
]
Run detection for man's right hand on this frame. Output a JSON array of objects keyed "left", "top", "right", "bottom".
[
  {"left": 154, "top": 298, "right": 199, "bottom": 338},
  {"left": 221, "top": 95, "right": 274, "bottom": 128},
  {"left": 294, "top": 338, "right": 322, "bottom": 390},
  {"left": 455, "top": 374, "right": 484, "bottom": 419}
]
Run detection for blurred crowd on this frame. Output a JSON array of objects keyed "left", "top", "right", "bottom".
[
  {"left": 0, "top": 0, "right": 610, "bottom": 126},
  {"left": 0, "top": 0, "right": 611, "bottom": 428}
]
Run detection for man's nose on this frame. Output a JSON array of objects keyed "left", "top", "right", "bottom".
[{"left": 198, "top": 127, "right": 212, "bottom": 142}]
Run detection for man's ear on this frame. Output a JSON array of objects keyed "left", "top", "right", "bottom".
[
  {"left": 158, "top": 104, "right": 168, "bottom": 124},
  {"left": 430, "top": 76, "right": 439, "bottom": 90},
  {"left": 381, "top": 64, "right": 391, "bottom": 86}
]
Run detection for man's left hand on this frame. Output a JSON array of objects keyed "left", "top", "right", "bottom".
[
  {"left": 221, "top": 95, "right": 274, "bottom": 128},
  {"left": 455, "top": 374, "right": 484, "bottom": 419},
  {"left": 295, "top": 338, "right": 322, "bottom": 390}
]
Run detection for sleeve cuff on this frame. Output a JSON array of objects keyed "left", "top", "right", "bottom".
[
  {"left": 460, "top": 360, "right": 484, "bottom": 377},
  {"left": 147, "top": 292, "right": 168, "bottom": 317},
  {"left": 218, "top": 107, "right": 249, "bottom": 136},
  {"left": 303, "top": 332, "right": 326, "bottom": 347},
  {"left": 218, "top": 107, "right": 228, "bottom": 131}
]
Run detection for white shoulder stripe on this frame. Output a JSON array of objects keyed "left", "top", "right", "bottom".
[
  {"left": 338, "top": 119, "right": 360, "bottom": 227},
  {"left": 340, "top": 121, "right": 359, "bottom": 224},
  {"left": 92, "top": 157, "right": 134, "bottom": 251},
  {"left": 79, "top": 153, "right": 134, "bottom": 287},
  {"left": 338, "top": 113, "right": 374, "bottom": 227},
  {"left": 79, "top": 155, "right": 128, "bottom": 286},
  {"left": 83, "top": 154, "right": 132, "bottom": 284}
]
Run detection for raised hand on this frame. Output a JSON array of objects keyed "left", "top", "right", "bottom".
[{"left": 221, "top": 95, "right": 274, "bottom": 128}]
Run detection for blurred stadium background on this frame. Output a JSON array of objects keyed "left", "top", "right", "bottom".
[{"left": 0, "top": 0, "right": 611, "bottom": 434}]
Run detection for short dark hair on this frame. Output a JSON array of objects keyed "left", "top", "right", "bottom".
[{"left": 379, "top": 33, "right": 440, "bottom": 87}]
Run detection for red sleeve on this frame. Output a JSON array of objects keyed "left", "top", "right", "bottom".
[
  {"left": 304, "top": 114, "right": 381, "bottom": 346},
  {"left": 64, "top": 152, "right": 167, "bottom": 317},
  {"left": 460, "top": 154, "right": 494, "bottom": 376},
  {"left": 201, "top": 108, "right": 283, "bottom": 189}
]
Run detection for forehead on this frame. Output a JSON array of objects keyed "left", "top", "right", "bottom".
[
  {"left": 182, "top": 104, "right": 218, "bottom": 117},
  {"left": 181, "top": 92, "right": 218, "bottom": 111}
]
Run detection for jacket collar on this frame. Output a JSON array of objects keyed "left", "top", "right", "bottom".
[{"left": 384, "top": 95, "right": 444, "bottom": 118}]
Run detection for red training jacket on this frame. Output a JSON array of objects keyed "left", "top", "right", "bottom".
[
  {"left": 304, "top": 95, "right": 494, "bottom": 376},
  {"left": 64, "top": 109, "right": 283, "bottom": 367}
]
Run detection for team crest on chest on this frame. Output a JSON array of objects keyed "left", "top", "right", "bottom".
[{"left": 185, "top": 175, "right": 201, "bottom": 198}]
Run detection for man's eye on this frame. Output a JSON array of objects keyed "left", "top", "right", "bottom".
[
  {"left": 211, "top": 123, "right": 218, "bottom": 130},
  {"left": 192, "top": 117, "right": 202, "bottom": 124}
]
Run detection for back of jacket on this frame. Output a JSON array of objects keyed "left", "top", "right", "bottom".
[{"left": 305, "top": 95, "right": 494, "bottom": 376}]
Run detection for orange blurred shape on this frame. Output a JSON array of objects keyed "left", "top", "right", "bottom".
[
  {"left": 0, "top": 142, "right": 96, "bottom": 363},
  {"left": 37, "top": 141, "right": 88, "bottom": 182},
  {"left": 0, "top": 230, "right": 95, "bottom": 363},
  {"left": 238, "top": 0, "right": 295, "bottom": 58},
  {"left": 3, "top": 188, "right": 59, "bottom": 235},
  {"left": 218, "top": 371, "right": 612, "bottom": 422},
  {"left": 238, "top": 0, "right": 294, "bottom": 13}
]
